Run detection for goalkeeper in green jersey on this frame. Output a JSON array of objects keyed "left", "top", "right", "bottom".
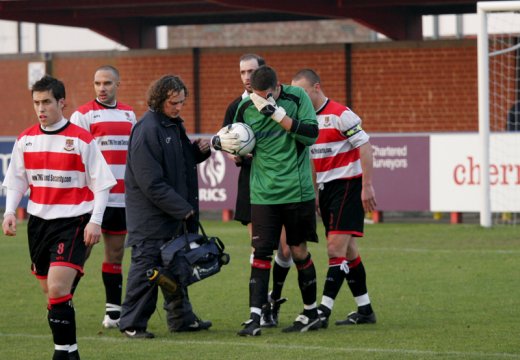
[{"left": 231, "top": 65, "right": 321, "bottom": 336}]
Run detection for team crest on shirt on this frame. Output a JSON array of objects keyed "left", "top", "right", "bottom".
[
  {"left": 64, "top": 138, "right": 75, "bottom": 151},
  {"left": 323, "top": 116, "right": 331, "bottom": 127},
  {"left": 125, "top": 112, "right": 132, "bottom": 121}
]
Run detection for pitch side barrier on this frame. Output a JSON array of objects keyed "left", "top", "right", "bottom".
[
  {"left": 3, "top": 134, "right": 519, "bottom": 223},
  {"left": 195, "top": 133, "right": 433, "bottom": 220},
  {"left": 196, "top": 132, "right": 520, "bottom": 224}
]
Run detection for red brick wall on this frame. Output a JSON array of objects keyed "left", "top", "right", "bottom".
[
  {"left": 351, "top": 41, "right": 478, "bottom": 132},
  {"left": 53, "top": 49, "right": 196, "bottom": 130},
  {"left": 0, "top": 56, "right": 36, "bottom": 136},
  {"left": 0, "top": 40, "right": 481, "bottom": 137}
]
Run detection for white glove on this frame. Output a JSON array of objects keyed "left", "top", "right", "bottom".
[
  {"left": 211, "top": 126, "right": 241, "bottom": 154},
  {"left": 250, "top": 93, "right": 286, "bottom": 123}
]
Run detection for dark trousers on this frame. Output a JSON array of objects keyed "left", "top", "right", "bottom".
[{"left": 119, "top": 239, "right": 196, "bottom": 331}]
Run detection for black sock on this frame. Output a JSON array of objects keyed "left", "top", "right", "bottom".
[
  {"left": 102, "top": 263, "right": 123, "bottom": 319},
  {"left": 271, "top": 255, "right": 291, "bottom": 300},
  {"left": 48, "top": 295, "right": 76, "bottom": 358},
  {"left": 345, "top": 256, "right": 373, "bottom": 315},
  {"left": 250, "top": 257, "right": 271, "bottom": 310},
  {"left": 322, "top": 257, "right": 348, "bottom": 304},
  {"left": 294, "top": 253, "right": 317, "bottom": 311}
]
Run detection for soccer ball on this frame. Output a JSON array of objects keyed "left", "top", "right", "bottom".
[{"left": 227, "top": 122, "right": 256, "bottom": 156}]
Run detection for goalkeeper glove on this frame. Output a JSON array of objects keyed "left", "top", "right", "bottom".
[
  {"left": 211, "top": 126, "right": 241, "bottom": 154},
  {"left": 250, "top": 93, "right": 286, "bottom": 123}
]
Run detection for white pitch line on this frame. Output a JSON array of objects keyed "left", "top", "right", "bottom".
[
  {"left": 363, "top": 247, "right": 520, "bottom": 254},
  {"left": 1, "top": 333, "right": 519, "bottom": 359}
]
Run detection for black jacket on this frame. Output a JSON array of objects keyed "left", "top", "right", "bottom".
[{"left": 125, "top": 109, "right": 210, "bottom": 245}]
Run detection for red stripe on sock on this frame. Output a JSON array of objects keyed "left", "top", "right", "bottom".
[
  {"left": 296, "top": 258, "right": 313, "bottom": 270},
  {"left": 329, "top": 257, "right": 347, "bottom": 266},
  {"left": 102, "top": 262, "right": 122, "bottom": 274},
  {"left": 101, "top": 229, "right": 127, "bottom": 235},
  {"left": 49, "top": 294, "right": 73, "bottom": 306},
  {"left": 348, "top": 256, "right": 361, "bottom": 268},
  {"left": 252, "top": 259, "right": 271, "bottom": 269}
]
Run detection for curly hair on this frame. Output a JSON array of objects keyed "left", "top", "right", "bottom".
[{"left": 147, "top": 75, "right": 188, "bottom": 112}]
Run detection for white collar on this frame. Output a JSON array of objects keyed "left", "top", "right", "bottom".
[
  {"left": 316, "top": 98, "right": 329, "bottom": 113},
  {"left": 41, "top": 117, "right": 68, "bottom": 131},
  {"left": 96, "top": 98, "right": 117, "bottom": 107}
]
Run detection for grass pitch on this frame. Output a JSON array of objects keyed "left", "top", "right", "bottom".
[{"left": 0, "top": 220, "right": 519, "bottom": 359}]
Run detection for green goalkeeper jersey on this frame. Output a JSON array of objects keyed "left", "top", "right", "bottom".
[{"left": 234, "top": 84, "right": 318, "bottom": 205}]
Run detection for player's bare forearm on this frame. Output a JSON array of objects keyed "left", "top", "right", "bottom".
[{"left": 359, "top": 142, "right": 377, "bottom": 212}]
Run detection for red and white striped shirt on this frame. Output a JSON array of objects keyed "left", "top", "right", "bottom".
[
  {"left": 311, "top": 99, "right": 369, "bottom": 185},
  {"left": 70, "top": 100, "right": 136, "bottom": 207},
  {"left": 3, "top": 119, "right": 116, "bottom": 220}
]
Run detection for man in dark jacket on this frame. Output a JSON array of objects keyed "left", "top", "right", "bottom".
[{"left": 119, "top": 75, "right": 212, "bottom": 338}]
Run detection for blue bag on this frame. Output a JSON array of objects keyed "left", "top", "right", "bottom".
[{"left": 160, "top": 221, "right": 230, "bottom": 286}]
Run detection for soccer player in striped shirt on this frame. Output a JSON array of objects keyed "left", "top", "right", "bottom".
[
  {"left": 2, "top": 75, "right": 116, "bottom": 360},
  {"left": 292, "top": 68, "right": 377, "bottom": 327},
  {"left": 71, "top": 65, "right": 136, "bottom": 329}
]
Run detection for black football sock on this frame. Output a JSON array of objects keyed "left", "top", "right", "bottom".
[
  {"left": 294, "top": 253, "right": 318, "bottom": 318},
  {"left": 48, "top": 295, "right": 76, "bottom": 360},
  {"left": 345, "top": 256, "right": 373, "bottom": 315},
  {"left": 102, "top": 262, "right": 123, "bottom": 319},
  {"left": 320, "top": 257, "right": 348, "bottom": 312},
  {"left": 271, "top": 254, "right": 291, "bottom": 300},
  {"left": 250, "top": 257, "right": 271, "bottom": 312}
]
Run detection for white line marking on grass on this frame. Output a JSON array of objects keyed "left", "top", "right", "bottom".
[
  {"left": 1, "top": 333, "right": 519, "bottom": 359},
  {"left": 365, "top": 247, "right": 520, "bottom": 254}
]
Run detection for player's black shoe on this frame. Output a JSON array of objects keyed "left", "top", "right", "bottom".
[
  {"left": 260, "top": 303, "right": 275, "bottom": 328},
  {"left": 123, "top": 328, "right": 155, "bottom": 339},
  {"left": 261, "top": 292, "right": 288, "bottom": 327},
  {"left": 335, "top": 311, "right": 376, "bottom": 325},
  {"left": 172, "top": 317, "right": 212, "bottom": 332},
  {"left": 317, "top": 305, "right": 331, "bottom": 329},
  {"left": 237, "top": 318, "right": 261, "bottom": 336},
  {"left": 282, "top": 313, "right": 321, "bottom": 333},
  {"left": 270, "top": 293, "right": 287, "bottom": 326}
]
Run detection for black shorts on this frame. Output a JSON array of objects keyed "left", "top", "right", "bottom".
[
  {"left": 28, "top": 214, "right": 90, "bottom": 278},
  {"left": 101, "top": 207, "right": 127, "bottom": 235},
  {"left": 234, "top": 164, "right": 251, "bottom": 225},
  {"left": 251, "top": 199, "right": 318, "bottom": 256},
  {"left": 319, "top": 177, "right": 365, "bottom": 238}
]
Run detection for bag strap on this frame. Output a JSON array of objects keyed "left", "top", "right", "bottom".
[
  {"left": 182, "top": 219, "right": 208, "bottom": 237},
  {"left": 214, "top": 236, "right": 225, "bottom": 252},
  {"left": 197, "top": 220, "right": 208, "bottom": 238}
]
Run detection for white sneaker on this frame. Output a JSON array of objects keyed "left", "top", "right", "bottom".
[{"left": 102, "top": 315, "right": 120, "bottom": 329}]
